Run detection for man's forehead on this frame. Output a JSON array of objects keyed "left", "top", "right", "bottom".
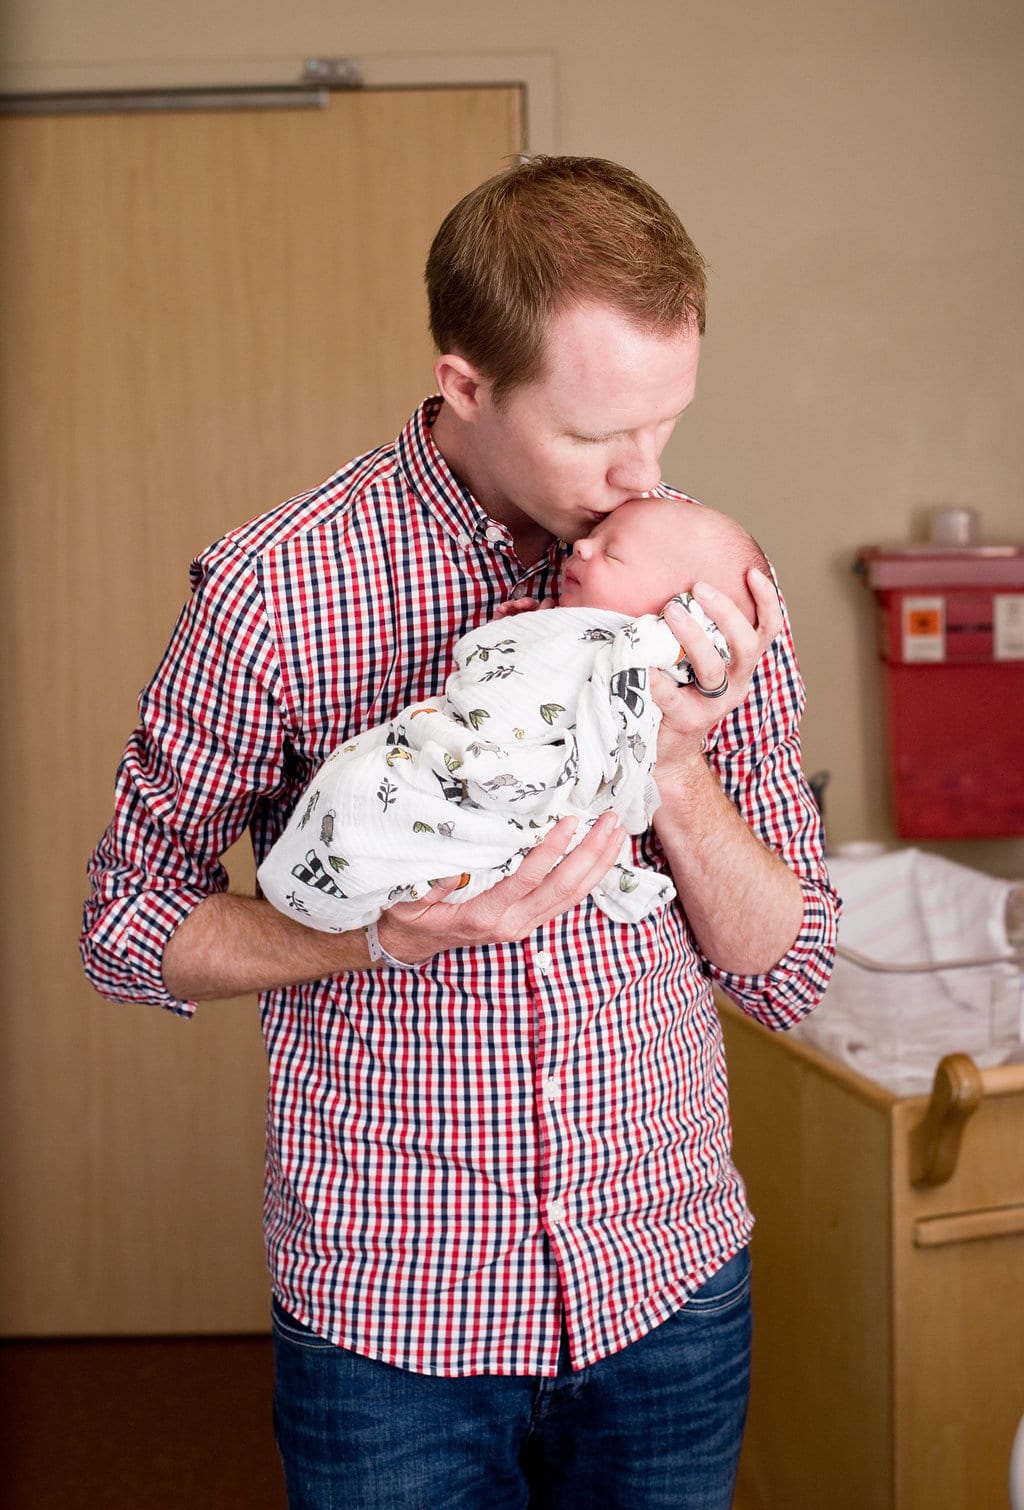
[{"left": 536, "top": 306, "right": 700, "bottom": 413}]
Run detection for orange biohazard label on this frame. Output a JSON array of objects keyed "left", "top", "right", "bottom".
[
  {"left": 902, "top": 595, "right": 945, "bottom": 662},
  {"left": 908, "top": 606, "right": 940, "bottom": 635}
]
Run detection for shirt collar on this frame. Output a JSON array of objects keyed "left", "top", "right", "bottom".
[{"left": 396, "top": 397, "right": 495, "bottom": 547}]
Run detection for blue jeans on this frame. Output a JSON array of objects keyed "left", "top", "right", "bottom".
[{"left": 271, "top": 1247, "right": 751, "bottom": 1509}]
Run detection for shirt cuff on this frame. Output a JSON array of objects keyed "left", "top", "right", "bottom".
[
  {"left": 80, "top": 889, "right": 204, "bottom": 1017},
  {"left": 709, "top": 877, "right": 840, "bottom": 1031}
]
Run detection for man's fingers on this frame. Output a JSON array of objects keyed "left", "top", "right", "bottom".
[
  {"left": 511, "top": 812, "right": 623, "bottom": 912},
  {"left": 384, "top": 812, "right": 626, "bottom": 957},
  {"left": 660, "top": 567, "right": 782, "bottom": 716},
  {"left": 483, "top": 812, "right": 621, "bottom": 916},
  {"left": 418, "top": 875, "right": 465, "bottom": 902},
  {"left": 747, "top": 568, "right": 783, "bottom": 638}
]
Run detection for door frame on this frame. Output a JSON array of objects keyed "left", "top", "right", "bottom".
[{"left": 0, "top": 51, "right": 556, "bottom": 152}]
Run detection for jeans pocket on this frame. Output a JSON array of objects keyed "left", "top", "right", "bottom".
[
  {"left": 675, "top": 1246, "right": 752, "bottom": 1318},
  {"left": 271, "top": 1296, "right": 337, "bottom": 1351}
]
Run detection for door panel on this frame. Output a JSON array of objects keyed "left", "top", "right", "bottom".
[{"left": 0, "top": 86, "right": 523, "bottom": 1333}]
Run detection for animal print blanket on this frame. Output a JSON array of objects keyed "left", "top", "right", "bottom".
[{"left": 257, "top": 597, "right": 728, "bottom": 930}]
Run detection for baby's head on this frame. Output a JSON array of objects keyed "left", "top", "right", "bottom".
[{"left": 559, "top": 495, "right": 769, "bottom": 620}]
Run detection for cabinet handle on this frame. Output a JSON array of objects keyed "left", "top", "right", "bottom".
[
  {"left": 910, "top": 1053, "right": 982, "bottom": 1187},
  {"left": 914, "top": 1205, "right": 1024, "bottom": 1248},
  {"left": 910, "top": 1054, "right": 1024, "bottom": 1187}
]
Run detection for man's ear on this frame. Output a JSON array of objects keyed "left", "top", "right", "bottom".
[{"left": 433, "top": 353, "right": 489, "bottom": 422}]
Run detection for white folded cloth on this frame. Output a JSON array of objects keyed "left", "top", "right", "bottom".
[{"left": 794, "top": 847, "right": 1022, "bottom": 1094}]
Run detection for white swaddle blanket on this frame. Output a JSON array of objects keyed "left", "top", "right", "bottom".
[{"left": 258, "top": 596, "right": 726, "bottom": 930}]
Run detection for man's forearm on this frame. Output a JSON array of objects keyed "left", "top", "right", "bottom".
[
  {"left": 161, "top": 891, "right": 373, "bottom": 1002},
  {"left": 653, "top": 749, "right": 804, "bottom": 975},
  {"left": 162, "top": 811, "right": 631, "bottom": 1001}
]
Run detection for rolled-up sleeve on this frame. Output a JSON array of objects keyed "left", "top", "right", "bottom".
[
  {"left": 712, "top": 873, "right": 839, "bottom": 1029},
  {"left": 704, "top": 594, "right": 841, "bottom": 1029},
  {"left": 80, "top": 541, "right": 287, "bottom": 1014}
]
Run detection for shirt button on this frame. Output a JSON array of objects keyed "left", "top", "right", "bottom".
[
  {"left": 544, "top": 1078, "right": 558, "bottom": 1100},
  {"left": 509, "top": 584, "right": 530, "bottom": 599},
  {"left": 484, "top": 524, "right": 504, "bottom": 544},
  {"left": 455, "top": 533, "right": 472, "bottom": 550},
  {"left": 549, "top": 1199, "right": 567, "bottom": 1224},
  {"left": 535, "top": 950, "right": 553, "bottom": 973}
]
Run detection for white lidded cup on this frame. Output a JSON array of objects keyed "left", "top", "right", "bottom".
[{"left": 928, "top": 505, "right": 980, "bottom": 547}]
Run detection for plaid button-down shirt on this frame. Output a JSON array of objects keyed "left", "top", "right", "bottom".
[{"left": 82, "top": 398, "right": 839, "bottom": 1377}]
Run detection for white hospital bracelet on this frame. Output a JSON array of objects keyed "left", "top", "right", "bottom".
[{"left": 365, "top": 919, "right": 417, "bottom": 971}]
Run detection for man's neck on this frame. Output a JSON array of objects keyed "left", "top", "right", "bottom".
[
  {"left": 429, "top": 401, "right": 555, "bottom": 568},
  {"left": 506, "top": 519, "right": 559, "bottom": 568}
]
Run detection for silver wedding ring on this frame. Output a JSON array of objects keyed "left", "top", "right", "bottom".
[{"left": 693, "top": 667, "right": 730, "bottom": 699}]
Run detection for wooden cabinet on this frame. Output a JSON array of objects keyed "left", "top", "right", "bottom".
[{"left": 719, "top": 997, "right": 1024, "bottom": 1510}]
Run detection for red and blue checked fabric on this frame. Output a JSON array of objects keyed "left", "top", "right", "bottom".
[{"left": 81, "top": 398, "right": 839, "bottom": 1377}]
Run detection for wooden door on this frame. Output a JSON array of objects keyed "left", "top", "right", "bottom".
[{"left": 0, "top": 86, "right": 523, "bottom": 1334}]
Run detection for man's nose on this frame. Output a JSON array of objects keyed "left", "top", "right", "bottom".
[{"left": 606, "top": 434, "right": 663, "bottom": 494}]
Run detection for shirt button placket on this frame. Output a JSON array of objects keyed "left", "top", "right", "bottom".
[
  {"left": 536, "top": 946, "right": 567, "bottom": 1232},
  {"left": 537, "top": 953, "right": 557, "bottom": 1103}
]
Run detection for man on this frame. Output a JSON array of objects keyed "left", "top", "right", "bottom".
[{"left": 82, "top": 156, "right": 838, "bottom": 1508}]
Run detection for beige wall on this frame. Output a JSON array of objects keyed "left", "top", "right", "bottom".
[{"left": 6, "top": 0, "right": 1023, "bottom": 877}]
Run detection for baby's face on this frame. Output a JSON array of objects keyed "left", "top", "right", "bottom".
[{"left": 559, "top": 496, "right": 701, "bottom": 615}]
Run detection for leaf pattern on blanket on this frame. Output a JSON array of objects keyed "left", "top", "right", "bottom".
[
  {"left": 539, "top": 703, "right": 566, "bottom": 726},
  {"left": 463, "top": 637, "right": 518, "bottom": 665}
]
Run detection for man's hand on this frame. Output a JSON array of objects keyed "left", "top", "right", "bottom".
[
  {"left": 646, "top": 568, "right": 804, "bottom": 974},
  {"left": 375, "top": 810, "right": 625, "bottom": 964},
  {"left": 651, "top": 568, "right": 782, "bottom": 754}
]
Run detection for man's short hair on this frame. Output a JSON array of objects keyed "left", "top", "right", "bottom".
[{"left": 426, "top": 155, "right": 707, "bottom": 402}]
